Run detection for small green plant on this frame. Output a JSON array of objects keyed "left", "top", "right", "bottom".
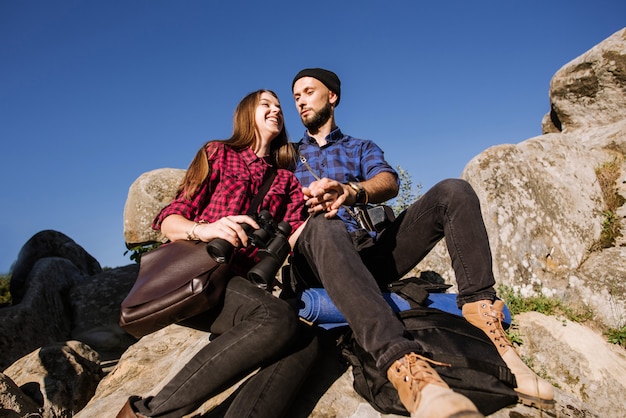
[
  {"left": 591, "top": 156, "right": 625, "bottom": 250},
  {"left": 498, "top": 285, "right": 593, "bottom": 323},
  {"left": 389, "top": 165, "right": 422, "bottom": 215},
  {"left": 598, "top": 210, "right": 622, "bottom": 248},
  {"left": 504, "top": 321, "right": 524, "bottom": 346},
  {"left": 124, "top": 242, "right": 162, "bottom": 263},
  {"left": 596, "top": 157, "right": 625, "bottom": 210},
  {"left": 0, "top": 274, "right": 11, "bottom": 305},
  {"left": 605, "top": 326, "right": 626, "bottom": 347},
  {"left": 497, "top": 285, "right": 626, "bottom": 349}
]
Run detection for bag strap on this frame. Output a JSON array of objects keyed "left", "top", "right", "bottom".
[
  {"left": 297, "top": 148, "right": 365, "bottom": 223},
  {"left": 297, "top": 149, "right": 322, "bottom": 181},
  {"left": 247, "top": 167, "right": 277, "bottom": 215}
]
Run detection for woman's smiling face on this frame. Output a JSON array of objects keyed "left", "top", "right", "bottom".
[{"left": 255, "top": 91, "right": 283, "bottom": 142}]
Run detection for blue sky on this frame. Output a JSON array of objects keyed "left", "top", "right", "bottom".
[{"left": 1, "top": 1, "right": 624, "bottom": 273}]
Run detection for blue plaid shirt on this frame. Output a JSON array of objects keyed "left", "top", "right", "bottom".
[{"left": 293, "top": 128, "right": 398, "bottom": 234}]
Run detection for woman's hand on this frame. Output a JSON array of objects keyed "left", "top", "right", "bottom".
[
  {"left": 161, "top": 214, "right": 259, "bottom": 247},
  {"left": 196, "top": 215, "right": 259, "bottom": 247},
  {"left": 302, "top": 177, "right": 350, "bottom": 218}
]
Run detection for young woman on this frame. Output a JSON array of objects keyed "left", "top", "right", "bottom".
[{"left": 116, "top": 90, "right": 317, "bottom": 418}]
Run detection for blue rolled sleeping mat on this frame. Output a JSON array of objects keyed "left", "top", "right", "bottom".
[{"left": 297, "top": 287, "right": 512, "bottom": 330}]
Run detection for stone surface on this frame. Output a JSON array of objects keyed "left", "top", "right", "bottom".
[
  {"left": 548, "top": 28, "right": 626, "bottom": 132},
  {"left": 515, "top": 312, "right": 626, "bottom": 417},
  {"left": 123, "top": 167, "right": 186, "bottom": 245},
  {"left": 69, "top": 264, "right": 139, "bottom": 363},
  {"left": 1, "top": 258, "right": 87, "bottom": 370},
  {"left": 4, "top": 341, "right": 103, "bottom": 418},
  {"left": 417, "top": 28, "right": 626, "bottom": 331},
  {"left": 0, "top": 373, "right": 41, "bottom": 417},
  {"left": 10, "top": 230, "right": 101, "bottom": 304}
]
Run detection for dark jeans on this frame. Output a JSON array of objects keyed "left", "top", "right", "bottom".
[
  {"left": 133, "top": 276, "right": 318, "bottom": 418},
  {"left": 293, "top": 179, "right": 496, "bottom": 372}
]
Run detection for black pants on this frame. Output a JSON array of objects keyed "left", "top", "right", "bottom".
[
  {"left": 293, "top": 179, "right": 496, "bottom": 372},
  {"left": 134, "top": 276, "right": 318, "bottom": 418}
]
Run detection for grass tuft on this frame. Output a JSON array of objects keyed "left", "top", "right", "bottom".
[{"left": 591, "top": 157, "right": 625, "bottom": 250}]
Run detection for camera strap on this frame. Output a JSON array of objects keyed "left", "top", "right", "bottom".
[
  {"left": 248, "top": 167, "right": 277, "bottom": 216},
  {"left": 297, "top": 149, "right": 395, "bottom": 233},
  {"left": 297, "top": 149, "right": 365, "bottom": 223},
  {"left": 298, "top": 150, "right": 321, "bottom": 181}
]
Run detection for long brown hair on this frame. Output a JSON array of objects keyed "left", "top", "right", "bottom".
[{"left": 179, "top": 90, "right": 296, "bottom": 199}]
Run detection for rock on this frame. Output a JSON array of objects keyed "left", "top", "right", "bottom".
[
  {"left": 10, "top": 230, "right": 102, "bottom": 304},
  {"left": 123, "top": 168, "right": 186, "bottom": 246},
  {"left": 78, "top": 321, "right": 603, "bottom": 418},
  {"left": 1, "top": 234, "right": 138, "bottom": 371},
  {"left": 4, "top": 341, "right": 103, "bottom": 418},
  {"left": 0, "top": 373, "right": 42, "bottom": 417},
  {"left": 76, "top": 325, "right": 240, "bottom": 418},
  {"left": 515, "top": 312, "right": 626, "bottom": 417},
  {"left": 549, "top": 28, "right": 626, "bottom": 132},
  {"left": 460, "top": 126, "right": 626, "bottom": 329},
  {"left": 69, "top": 264, "right": 139, "bottom": 363},
  {"left": 416, "top": 28, "right": 626, "bottom": 331},
  {"left": 574, "top": 246, "right": 626, "bottom": 329},
  {"left": 0, "top": 258, "right": 88, "bottom": 370}
]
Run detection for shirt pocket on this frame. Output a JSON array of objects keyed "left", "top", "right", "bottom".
[
  {"left": 217, "top": 171, "right": 252, "bottom": 213},
  {"left": 263, "top": 181, "right": 289, "bottom": 219}
]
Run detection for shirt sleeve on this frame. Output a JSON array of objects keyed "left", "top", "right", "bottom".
[
  {"left": 283, "top": 173, "right": 307, "bottom": 234},
  {"left": 360, "top": 139, "right": 399, "bottom": 182},
  {"left": 152, "top": 144, "right": 219, "bottom": 230},
  {"left": 262, "top": 169, "right": 306, "bottom": 235},
  {"left": 151, "top": 183, "right": 208, "bottom": 230}
]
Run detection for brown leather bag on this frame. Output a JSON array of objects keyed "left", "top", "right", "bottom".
[
  {"left": 119, "top": 240, "right": 232, "bottom": 338},
  {"left": 120, "top": 167, "right": 278, "bottom": 338}
]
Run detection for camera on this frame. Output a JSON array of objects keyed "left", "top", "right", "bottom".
[
  {"left": 355, "top": 204, "right": 395, "bottom": 232},
  {"left": 206, "top": 210, "right": 292, "bottom": 290}
]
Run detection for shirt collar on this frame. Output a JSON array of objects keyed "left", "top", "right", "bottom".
[
  {"left": 241, "top": 146, "right": 267, "bottom": 166},
  {"left": 302, "top": 127, "right": 344, "bottom": 146}
]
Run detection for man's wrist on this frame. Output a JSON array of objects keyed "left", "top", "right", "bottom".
[{"left": 347, "top": 182, "right": 368, "bottom": 205}]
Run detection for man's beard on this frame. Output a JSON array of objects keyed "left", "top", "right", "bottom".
[{"left": 302, "top": 102, "right": 332, "bottom": 133}]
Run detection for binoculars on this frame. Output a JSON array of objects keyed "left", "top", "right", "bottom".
[{"left": 206, "top": 210, "right": 292, "bottom": 290}]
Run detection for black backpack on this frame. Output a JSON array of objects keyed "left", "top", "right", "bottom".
[{"left": 339, "top": 283, "right": 519, "bottom": 416}]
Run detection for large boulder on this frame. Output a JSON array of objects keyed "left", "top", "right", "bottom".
[
  {"left": 10, "top": 230, "right": 101, "bottom": 304},
  {"left": 3, "top": 341, "right": 103, "bottom": 418},
  {"left": 0, "top": 373, "right": 41, "bottom": 417},
  {"left": 76, "top": 316, "right": 605, "bottom": 418},
  {"left": 69, "top": 264, "right": 139, "bottom": 363},
  {"left": 515, "top": 312, "right": 626, "bottom": 417},
  {"left": 123, "top": 168, "right": 186, "bottom": 245},
  {"left": 547, "top": 27, "right": 626, "bottom": 132},
  {"left": 0, "top": 234, "right": 137, "bottom": 372},
  {"left": 417, "top": 28, "right": 626, "bottom": 330},
  {"left": 1, "top": 257, "right": 87, "bottom": 370}
]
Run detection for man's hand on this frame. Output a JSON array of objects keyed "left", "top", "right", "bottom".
[
  {"left": 301, "top": 172, "right": 397, "bottom": 218},
  {"left": 302, "top": 177, "right": 350, "bottom": 218}
]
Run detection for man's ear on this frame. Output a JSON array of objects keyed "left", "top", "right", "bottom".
[{"left": 328, "top": 91, "right": 339, "bottom": 106}]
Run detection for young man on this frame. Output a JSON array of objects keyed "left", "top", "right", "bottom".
[{"left": 290, "top": 68, "right": 554, "bottom": 417}]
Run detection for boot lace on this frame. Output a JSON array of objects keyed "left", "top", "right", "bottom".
[
  {"left": 481, "top": 303, "right": 513, "bottom": 351},
  {"left": 401, "top": 353, "right": 451, "bottom": 390}
]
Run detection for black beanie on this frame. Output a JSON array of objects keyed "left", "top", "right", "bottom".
[{"left": 292, "top": 68, "right": 341, "bottom": 106}]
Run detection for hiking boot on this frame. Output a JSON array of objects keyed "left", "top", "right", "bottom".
[
  {"left": 387, "top": 352, "right": 483, "bottom": 418},
  {"left": 462, "top": 300, "right": 555, "bottom": 409}
]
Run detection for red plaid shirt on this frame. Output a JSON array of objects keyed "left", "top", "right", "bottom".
[{"left": 153, "top": 142, "right": 306, "bottom": 273}]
